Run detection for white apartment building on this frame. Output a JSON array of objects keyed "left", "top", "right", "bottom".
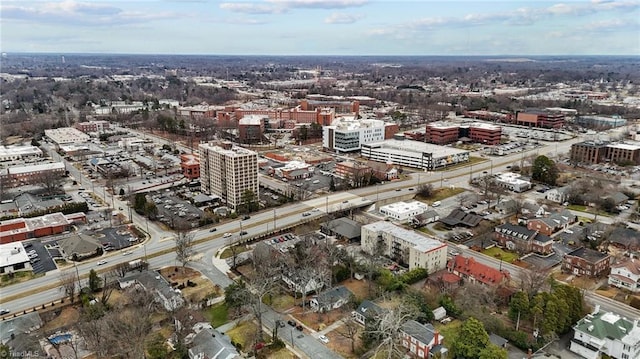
[
  {"left": 199, "top": 142, "right": 258, "bottom": 210},
  {"left": 322, "top": 116, "right": 388, "bottom": 153},
  {"left": 608, "top": 259, "right": 640, "bottom": 293},
  {"left": 494, "top": 172, "right": 532, "bottom": 192},
  {"left": 379, "top": 201, "right": 429, "bottom": 222},
  {"left": 570, "top": 306, "right": 640, "bottom": 359},
  {"left": 361, "top": 136, "right": 469, "bottom": 171},
  {"left": 361, "top": 221, "right": 447, "bottom": 272}
]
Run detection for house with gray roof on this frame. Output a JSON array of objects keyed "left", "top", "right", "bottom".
[
  {"left": 187, "top": 322, "right": 240, "bottom": 359},
  {"left": 605, "top": 192, "right": 629, "bottom": 206},
  {"left": 118, "top": 270, "right": 184, "bottom": 311},
  {"left": 526, "top": 209, "right": 577, "bottom": 236},
  {"left": 310, "top": 285, "right": 354, "bottom": 313},
  {"left": 410, "top": 209, "right": 440, "bottom": 228},
  {"left": 400, "top": 320, "right": 448, "bottom": 359},
  {"left": 494, "top": 223, "right": 554, "bottom": 255},
  {"left": 570, "top": 305, "right": 640, "bottom": 359},
  {"left": 545, "top": 186, "right": 571, "bottom": 203},
  {"left": 58, "top": 233, "right": 102, "bottom": 261},
  {"left": 352, "top": 300, "right": 385, "bottom": 326},
  {"left": 321, "top": 217, "right": 362, "bottom": 242}
]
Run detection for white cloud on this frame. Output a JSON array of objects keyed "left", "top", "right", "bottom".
[
  {"left": 267, "top": 0, "right": 368, "bottom": 9},
  {"left": 1, "top": 1, "right": 178, "bottom": 26},
  {"left": 580, "top": 18, "right": 639, "bottom": 31},
  {"left": 324, "top": 12, "right": 363, "bottom": 24},
  {"left": 219, "top": 3, "right": 285, "bottom": 15}
]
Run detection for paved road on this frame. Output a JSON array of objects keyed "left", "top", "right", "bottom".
[{"left": 3, "top": 130, "right": 639, "bottom": 323}]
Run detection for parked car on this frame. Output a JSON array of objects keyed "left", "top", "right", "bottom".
[
  {"left": 287, "top": 320, "right": 296, "bottom": 326},
  {"left": 319, "top": 335, "right": 329, "bottom": 344},
  {"left": 296, "top": 325, "right": 303, "bottom": 331}
]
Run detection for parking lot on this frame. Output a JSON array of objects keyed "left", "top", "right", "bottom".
[
  {"left": 23, "top": 240, "right": 57, "bottom": 274},
  {"left": 96, "top": 227, "right": 138, "bottom": 251},
  {"left": 150, "top": 191, "right": 204, "bottom": 228}
]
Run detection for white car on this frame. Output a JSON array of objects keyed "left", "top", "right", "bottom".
[
  {"left": 319, "top": 335, "right": 329, "bottom": 344},
  {"left": 223, "top": 233, "right": 232, "bottom": 238},
  {"left": 122, "top": 251, "right": 133, "bottom": 256},
  {"left": 97, "top": 260, "right": 108, "bottom": 266}
]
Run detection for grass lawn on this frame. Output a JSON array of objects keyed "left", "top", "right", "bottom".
[
  {"left": 227, "top": 321, "right": 259, "bottom": 349},
  {"left": 266, "top": 348, "right": 296, "bottom": 359},
  {"left": 434, "top": 319, "right": 463, "bottom": 348},
  {"left": 567, "top": 204, "right": 587, "bottom": 211},
  {"left": 219, "top": 245, "right": 251, "bottom": 259},
  {"left": 206, "top": 302, "right": 229, "bottom": 328},
  {"left": 263, "top": 293, "right": 295, "bottom": 312},
  {"left": 578, "top": 216, "right": 593, "bottom": 224},
  {"left": 430, "top": 187, "right": 466, "bottom": 202},
  {"left": 0, "top": 271, "right": 43, "bottom": 287},
  {"left": 482, "top": 247, "right": 519, "bottom": 263}
]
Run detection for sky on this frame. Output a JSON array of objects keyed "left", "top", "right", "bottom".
[{"left": 1, "top": 0, "right": 639, "bottom": 56}]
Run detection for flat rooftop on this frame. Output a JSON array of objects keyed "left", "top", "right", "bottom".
[
  {"left": 364, "top": 221, "right": 445, "bottom": 253},
  {"left": 364, "top": 138, "right": 469, "bottom": 158},
  {"left": 0, "top": 242, "right": 29, "bottom": 268}
]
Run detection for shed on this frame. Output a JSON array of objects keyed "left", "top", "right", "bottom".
[{"left": 432, "top": 306, "right": 447, "bottom": 321}]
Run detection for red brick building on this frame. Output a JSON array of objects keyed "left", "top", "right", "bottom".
[
  {"left": 467, "top": 123, "right": 502, "bottom": 145},
  {"left": 562, "top": 247, "right": 611, "bottom": 278},
  {"left": 425, "top": 123, "right": 459, "bottom": 145},
  {"left": 75, "top": 120, "right": 110, "bottom": 133},
  {"left": 238, "top": 115, "right": 268, "bottom": 144},
  {"left": 0, "top": 212, "right": 83, "bottom": 244},
  {"left": 400, "top": 320, "right": 446, "bottom": 358},
  {"left": 180, "top": 154, "right": 200, "bottom": 180},
  {"left": 516, "top": 109, "right": 565, "bottom": 128},
  {"left": 494, "top": 223, "right": 554, "bottom": 255},
  {"left": 425, "top": 122, "right": 502, "bottom": 145},
  {"left": 334, "top": 161, "right": 372, "bottom": 180},
  {"left": 446, "top": 255, "right": 510, "bottom": 287}
]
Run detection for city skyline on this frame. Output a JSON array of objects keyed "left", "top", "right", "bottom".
[{"left": 1, "top": 0, "right": 639, "bottom": 56}]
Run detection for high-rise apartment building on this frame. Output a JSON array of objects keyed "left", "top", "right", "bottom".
[{"left": 199, "top": 142, "right": 258, "bottom": 210}]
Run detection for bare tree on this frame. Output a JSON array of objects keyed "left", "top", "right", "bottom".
[
  {"left": 32, "top": 170, "right": 65, "bottom": 196},
  {"left": 175, "top": 230, "right": 195, "bottom": 267},
  {"left": 519, "top": 265, "right": 551, "bottom": 298},
  {"left": 226, "top": 236, "right": 242, "bottom": 269},
  {"left": 366, "top": 300, "right": 419, "bottom": 359},
  {"left": 59, "top": 270, "right": 78, "bottom": 304},
  {"left": 335, "top": 311, "right": 361, "bottom": 353},
  {"left": 417, "top": 183, "right": 434, "bottom": 198},
  {"left": 99, "top": 274, "right": 115, "bottom": 307}
]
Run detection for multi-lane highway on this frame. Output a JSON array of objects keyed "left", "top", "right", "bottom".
[{"left": 2, "top": 130, "right": 639, "bottom": 322}]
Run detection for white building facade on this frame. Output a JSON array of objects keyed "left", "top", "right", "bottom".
[
  {"left": 570, "top": 306, "right": 640, "bottom": 359},
  {"left": 361, "top": 221, "right": 447, "bottom": 272},
  {"left": 379, "top": 201, "right": 429, "bottom": 222},
  {"left": 608, "top": 259, "right": 640, "bottom": 293},
  {"left": 199, "top": 143, "right": 258, "bottom": 210},
  {"left": 361, "top": 137, "right": 469, "bottom": 171},
  {"left": 494, "top": 172, "right": 532, "bottom": 192},
  {"left": 322, "top": 117, "right": 387, "bottom": 153}
]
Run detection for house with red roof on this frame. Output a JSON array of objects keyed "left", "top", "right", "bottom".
[{"left": 446, "top": 255, "right": 510, "bottom": 287}]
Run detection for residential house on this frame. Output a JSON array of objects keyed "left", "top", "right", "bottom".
[
  {"left": 562, "top": 247, "right": 611, "bottom": 278},
  {"left": 439, "top": 209, "right": 483, "bottom": 228},
  {"left": 608, "top": 259, "right": 640, "bottom": 293},
  {"left": 526, "top": 210, "right": 577, "bottom": 236},
  {"left": 494, "top": 223, "right": 554, "bottom": 255},
  {"left": 187, "top": 322, "right": 240, "bottom": 359},
  {"left": 545, "top": 186, "right": 571, "bottom": 203},
  {"left": 118, "top": 270, "right": 185, "bottom": 311},
  {"left": 310, "top": 285, "right": 354, "bottom": 313},
  {"left": 446, "top": 255, "right": 510, "bottom": 287},
  {"left": 426, "top": 270, "right": 463, "bottom": 294},
  {"left": 410, "top": 210, "right": 440, "bottom": 228},
  {"left": 365, "top": 160, "right": 399, "bottom": 181},
  {"left": 521, "top": 201, "right": 547, "bottom": 218},
  {"left": 605, "top": 192, "right": 629, "bottom": 206},
  {"left": 495, "top": 199, "right": 517, "bottom": 215},
  {"left": 352, "top": 300, "right": 385, "bottom": 326},
  {"left": 609, "top": 227, "right": 640, "bottom": 251},
  {"left": 320, "top": 217, "right": 362, "bottom": 242},
  {"left": 570, "top": 305, "right": 640, "bottom": 359},
  {"left": 400, "top": 320, "right": 448, "bottom": 359}
]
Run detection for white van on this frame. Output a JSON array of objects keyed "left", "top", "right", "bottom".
[{"left": 432, "top": 201, "right": 441, "bottom": 207}]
